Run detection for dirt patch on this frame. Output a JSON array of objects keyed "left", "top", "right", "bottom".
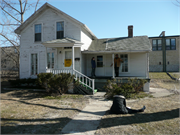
[
  {"left": 1, "top": 89, "right": 89, "bottom": 134},
  {"left": 95, "top": 94, "right": 180, "bottom": 135}
]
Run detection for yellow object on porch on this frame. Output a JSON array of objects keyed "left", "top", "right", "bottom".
[{"left": 64, "top": 59, "right": 72, "bottom": 67}]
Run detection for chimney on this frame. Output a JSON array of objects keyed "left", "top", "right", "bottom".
[{"left": 128, "top": 25, "right": 133, "bottom": 37}]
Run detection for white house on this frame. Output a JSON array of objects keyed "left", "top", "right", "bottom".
[{"left": 15, "top": 3, "right": 151, "bottom": 92}]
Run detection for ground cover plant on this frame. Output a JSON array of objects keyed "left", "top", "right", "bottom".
[
  {"left": 1, "top": 89, "right": 89, "bottom": 134},
  {"left": 104, "top": 78, "right": 150, "bottom": 99},
  {"left": 95, "top": 94, "right": 180, "bottom": 135}
]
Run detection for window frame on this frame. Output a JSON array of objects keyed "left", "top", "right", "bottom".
[
  {"left": 120, "top": 54, "right": 129, "bottom": 73},
  {"left": 56, "top": 21, "right": 65, "bottom": 39},
  {"left": 152, "top": 39, "right": 162, "bottom": 51},
  {"left": 30, "top": 53, "right": 38, "bottom": 76},
  {"left": 47, "top": 52, "right": 55, "bottom": 69},
  {"left": 166, "top": 38, "right": 176, "bottom": 50},
  {"left": 29, "top": 52, "right": 39, "bottom": 77},
  {"left": 96, "top": 55, "right": 103, "bottom": 68},
  {"left": 34, "top": 24, "right": 42, "bottom": 42}
]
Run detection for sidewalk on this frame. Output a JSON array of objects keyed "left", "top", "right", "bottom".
[
  {"left": 59, "top": 87, "right": 175, "bottom": 134},
  {"left": 60, "top": 92, "right": 112, "bottom": 135}
]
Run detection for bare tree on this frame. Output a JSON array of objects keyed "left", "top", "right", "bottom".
[
  {"left": 0, "top": 0, "right": 41, "bottom": 78},
  {"left": 172, "top": 0, "right": 180, "bottom": 6}
]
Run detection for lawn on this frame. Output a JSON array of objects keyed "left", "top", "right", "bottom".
[
  {"left": 149, "top": 72, "right": 180, "bottom": 90},
  {"left": 95, "top": 94, "right": 180, "bottom": 135},
  {"left": 1, "top": 89, "right": 89, "bottom": 134}
]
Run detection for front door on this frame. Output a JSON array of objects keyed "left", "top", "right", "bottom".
[
  {"left": 63, "top": 50, "right": 72, "bottom": 69},
  {"left": 96, "top": 55, "right": 104, "bottom": 76}
]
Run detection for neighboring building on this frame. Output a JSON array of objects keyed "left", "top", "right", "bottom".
[
  {"left": 15, "top": 3, "right": 151, "bottom": 92},
  {"left": 1, "top": 46, "right": 19, "bottom": 70},
  {"left": 149, "top": 32, "right": 180, "bottom": 72}
]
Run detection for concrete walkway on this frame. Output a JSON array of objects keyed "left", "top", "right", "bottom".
[
  {"left": 59, "top": 87, "right": 176, "bottom": 134},
  {"left": 149, "top": 87, "right": 174, "bottom": 97},
  {"left": 60, "top": 92, "right": 112, "bottom": 135}
]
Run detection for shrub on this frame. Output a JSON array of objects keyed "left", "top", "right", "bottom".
[
  {"left": 104, "top": 78, "right": 147, "bottom": 99},
  {"left": 9, "top": 78, "right": 39, "bottom": 88},
  {"left": 37, "top": 73, "right": 75, "bottom": 96}
]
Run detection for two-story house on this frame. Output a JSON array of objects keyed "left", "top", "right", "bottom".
[
  {"left": 149, "top": 31, "right": 180, "bottom": 72},
  {"left": 15, "top": 3, "right": 151, "bottom": 92}
]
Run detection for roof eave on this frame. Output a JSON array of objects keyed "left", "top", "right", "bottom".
[{"left": 82, "top": 50, "right": 151, "bottom": 54}]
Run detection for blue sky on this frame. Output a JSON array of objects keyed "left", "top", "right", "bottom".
[{"left": 22, "top": 0, "right": 180, "bottom": 38}]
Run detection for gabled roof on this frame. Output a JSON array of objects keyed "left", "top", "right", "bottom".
[
  {"left": 14, "top": 3, "right": 97, "bottom": 39},
  {"left": 86, "top": 36, "right": 151, "bottom": 52},
  {"left": 43, "top": 37, "right": 83, "bottom": 44}
]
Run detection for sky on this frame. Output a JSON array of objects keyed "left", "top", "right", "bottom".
[{"left": 9, "top": 0, "right": 180, "bottom": 39}]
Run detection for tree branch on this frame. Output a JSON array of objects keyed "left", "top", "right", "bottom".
[
  {"left": 0, "top": 6, "right": 21, "bottom": 23},
  {"left": 23, "top": 0, "right": 28, "bottom": 13},
  {"left": 1, "top": 48, "right": 19, "bottom": 66},
  {"left": 35, "top": 0, "right": 39, "bottom": 12},
  {"left": 0, "top": 33, "right": 19, "bottom": 53},
  {"left": 2, "top": 0, "right": 21, "bottom": 14}
]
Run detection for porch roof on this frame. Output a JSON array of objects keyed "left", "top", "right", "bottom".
[
  {"left": 42, "top": 37, "right": 83, "bottom": 47},
  {"left": 84, "top": 36, "right": 152, "bottom": 53}
]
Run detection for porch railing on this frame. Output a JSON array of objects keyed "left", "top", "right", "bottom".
[{"left": 49, "top": 69, "right": 95, "bottom": 93}]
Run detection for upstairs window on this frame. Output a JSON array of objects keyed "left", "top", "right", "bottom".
[
  {"left": 152, "top": 39, "right": 162, "bottom": 51},
  {"left": 166, "top": 39, "right": 176, "bottom": 50},
  {"left": 57, "top": 22, "right": 64, "bottom": 39},
  {"left": 35, "top": 24, "right": 41, "bottom": 42}
]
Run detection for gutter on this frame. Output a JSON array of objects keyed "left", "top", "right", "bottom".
[{"left": 82, "top": 50, "right": 151, "bottom": 54}]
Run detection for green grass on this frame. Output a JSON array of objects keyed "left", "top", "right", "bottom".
[
  {"left": 149, "top": 72, "right": 179, "bottom": 80},
  {"left": 129, "top": 92, "right": 153, "bottom": 99}
]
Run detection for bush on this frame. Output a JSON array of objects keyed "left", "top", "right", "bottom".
[
  {"left": 104, "top": 78, "right": 147, "bottom": 99},
  {"left": 9, "top": 78, "right": 39, "bottom": 88},
  {"left": 37, "top": 73, "right": 75, "bottom": 96}
]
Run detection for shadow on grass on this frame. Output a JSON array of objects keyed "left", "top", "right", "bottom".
[
  {"left": 1, "top": 98, "right": 106, "bottom": 116},
  {"left": 1, "top": 109, "right": 179, "bottom": 134},
  {"left": 98, "top": 108, "right": 179, "bottom": 128}
]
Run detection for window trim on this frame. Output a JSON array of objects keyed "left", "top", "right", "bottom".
[
  {"left": 119, "top": 53, "right": 130, "bottom": 73},
  {"left": 166, "top": 38, "right": 176, "bottom": 50},
  {"left": 152, "top": 39, "right": 162, "bottom": 51},
  {"left": 55, "top": 20, "right": 65, "bottom": 39},
  {"left": 47, "top": 52, "right": 55, "bottom": 69},
  {"left": 34, "top": 23, "right": 43, "bottom": 43},
  {"left": 29, "top": 52, "right": 39, "bottom": 77},
  {"left": 96, "top": 55, "right": 103, "bottom": 68}
]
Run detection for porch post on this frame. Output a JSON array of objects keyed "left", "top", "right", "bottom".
[
  {"left": 112, "top": 53, "right": 115, "bottom": 78},
  {"left": 45, "top": 47, "right": 47, "bottom": 72},
  {"left": 72, "top": 46, "right": 74, "bottom": 70}
]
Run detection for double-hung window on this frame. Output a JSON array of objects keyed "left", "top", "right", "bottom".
[
  {"left": 35, "top": 24, "right": 41, "bottom": 42},
  {"left": 47, "top": 53, "right": 54, "bottom": 69},
  {"left": 120, "top": 54, "right": 128, "bottom": 72},
  {"left": 56, "top": 22, "right": 64, "bottom": 39},
  {"left": 152, "top": 39, "right": 162, "bottom": 51},
  {"left": 166, "top": 39, "right": 176, "bottom": 50},
  {"left": 97, "top": 56, "right": 103, "bottom": 67},
  {"left": 31, "top": 54, "right": 38, "bottom": 75}
]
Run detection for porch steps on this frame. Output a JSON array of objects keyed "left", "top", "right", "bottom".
[{"left": 74, "top": 81, "right": 97, "bottom": 95}]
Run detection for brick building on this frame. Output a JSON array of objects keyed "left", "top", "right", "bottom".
[{"left": 149, "top": 32, "right": 180, "bottom": 72}]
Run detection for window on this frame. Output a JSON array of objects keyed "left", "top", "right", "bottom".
[
  {"left": 57, "top": 22, "right": 64, "bottom": 39},
  {"left": 31, "top": 54, "right": 38, "bottom": 75},
  {"left": 166, "top": 38, "right": 176, "bottom": 50},
  {"left": 97, "top": 56, "right": 103, "bottom": 67},
  {"left": 47, "top": 53, "right": 54, "bottom": 69},
  {"left": 120, "top": 54, "right": 128, "bottom": 72},
  {"left": 35, "top": 24, "right": 41, "bottom": 42},
  {"left": 152, "top": 39, "right": 162, "bottom": 51}
]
